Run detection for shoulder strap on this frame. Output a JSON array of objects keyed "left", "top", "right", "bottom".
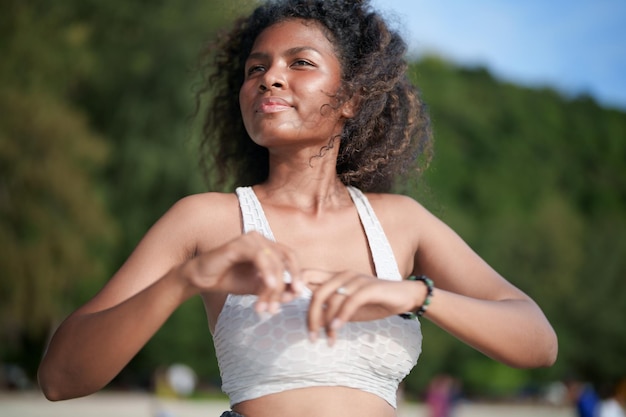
[
  {"left": 236, "top": 186, "right": 401, "bottom": 281},
  {"left": 346, "top": 186, "right": 402, "bottom": 281},
  {"left": 235, "top": 187, "right": 276, "bottom": 240},
  {"left": 235, "top": 186, "right": 303, "bottom": 290}
]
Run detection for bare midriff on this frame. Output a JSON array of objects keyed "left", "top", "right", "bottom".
[{"left": 232, "top": 386, "right": 397, "bottom": 417}]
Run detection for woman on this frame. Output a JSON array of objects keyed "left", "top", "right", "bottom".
[{"left": 38, "top": 1, "right": 558, "bottom": 416}]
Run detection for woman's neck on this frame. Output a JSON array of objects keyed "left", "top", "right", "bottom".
[{"left": 255, "top": 149, "right": 350, "bottom": 214}]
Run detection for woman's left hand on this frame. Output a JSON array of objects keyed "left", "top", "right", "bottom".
[{"left": 304, "top": 269, "right": 426, "bottom": 345}]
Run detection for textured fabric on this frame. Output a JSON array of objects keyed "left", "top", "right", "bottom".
[
  {"left": 213, "top": 186, "right": 422, "bottom": 408},
  {"left": 345, "top": 186, "right": 402, "bottom": 280}
]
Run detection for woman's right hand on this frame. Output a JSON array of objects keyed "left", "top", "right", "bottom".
[
  {"left": 38, "top": 195, "right": 304, "bottom": 400},
  {"left": 182, "top": 231, "right": 304, "bottom": 313}
]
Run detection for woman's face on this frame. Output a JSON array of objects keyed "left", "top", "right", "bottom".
[{"left": 239, "top": 19, "right": 351, "bottom": 149}]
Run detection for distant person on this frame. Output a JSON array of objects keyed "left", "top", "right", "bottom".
[
  {"left": 599, "top": 382, "right": 626, "bottom": 417},
  {"left": 37, "top": 1, "right": 557, "bottom": 416},
  {"left": 599, "top": 398, "right": 625, "bottom": 417},
  {"left": 426, "top": 374, "right": 460, "bottom": 417},
  {"left": 567, "top": 379, "right": 600, "bottom": 417}
]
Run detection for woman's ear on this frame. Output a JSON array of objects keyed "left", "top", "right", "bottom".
[{"left": 341, "top": 95, "right": 359, "bottom": 119}]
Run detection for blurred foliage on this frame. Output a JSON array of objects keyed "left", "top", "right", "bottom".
[
  {"left": 0, "top": 0, "right": 118, "bottom": 376},
  {"left": 0, "top": 0, "right": 255, "bottom": 381},
  {"left": 402, "top": 58, "right": 626, "bottom": 396},
  {"left": 1, "top": 0, "right": 625, "bottom": 400}
]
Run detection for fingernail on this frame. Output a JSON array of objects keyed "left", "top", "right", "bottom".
[
  {"left": 266, "top": 275, "right": 277, "bottom": 288},
  {"left": 255, "top": 301, "right": 267, "bottom": 313},
  {"left": 257, "top": 311, "right": 271, "bottom": 320},
  {"left": 308, "top": 331, "right": 318, "bottom": 343},
  {"left": 281, "top": 293, "right": 294, "bottom": 303},
  {"left": 294, "top": 280, "right": 305, "bottom": 293},
  {"left": 331, "top": 318, "right": 343, "bottom": 330},
  {"left": 269, "top": 301, "right": 280, "bottom": 314}
]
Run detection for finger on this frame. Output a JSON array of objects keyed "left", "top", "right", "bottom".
[
  {"left": 322, "top": 282, "right": 353, "bottom": 328},
  {"left": 324, "top": 291, "right": 348, "bottom": 347},
  {"left": 263, "top": 241, "right": 305, "bottom": 311},
  {"left": 307, "top": 271, "right": 355, "bottom": 342},
  {"left": 323, "top": 279, "right": 368, "bottom": 344},
  {"left": 301, "top": 268, "right": 333, "bottom": 286},
  {"left": 333, "top": 281, "right": 404, "bottom": 324},
  {"left": 233, "top": 233, "right": 281, "bottom": 311},
  {"left": 307, "top": 274, "right": 337, "bottom": 342},
  {"left": 329, "top": 287, "right": 368, "bottom": 329},
  {"left": 276, "top": 242, "right": 304, "bottom": 296},
  {"left": 230, "top": 233, "right": 280, "bottom": 289},
  {"left": 253, "top": 246, "right": 287, "bottom": 313}
]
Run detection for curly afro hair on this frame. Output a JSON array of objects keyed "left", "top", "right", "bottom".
[{"left": 196, "top": 0, "right": 432, "bottom": 192}]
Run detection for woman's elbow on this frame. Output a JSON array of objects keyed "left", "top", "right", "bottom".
[
  {"left": 517, "top": 307, "right": 559, "bottom": 368},
  {"left": 536, "top": 322, "right": 559, "bottom": 367},
  {"left": 511, "top": 328, "right": 559, "bottom": 369},
  {"left": 38, "top": 369, "right": 66, "bottom": 401},
  {"left": 538, "top": 330, "right": 559, "bottom": 367},
  {"left": 40, "top": 385, "right": 67, "bottom": 402},
  {"left": 38, "top": 362, "right": 95, "bottom": 401},
  {"left": 38, "top": 364, "right": 73, "bottom": 401}
]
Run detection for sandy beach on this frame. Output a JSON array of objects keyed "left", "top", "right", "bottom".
[{"left": 0, "top": 390, "right": 573, "bottom": 417}]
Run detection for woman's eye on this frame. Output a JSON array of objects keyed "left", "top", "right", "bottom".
[
  {"left": 292, "top": 59, "right": 313, "bottom": 67},
  {"left": 247, "top": 65, "right": 265, "bottom": 75}
]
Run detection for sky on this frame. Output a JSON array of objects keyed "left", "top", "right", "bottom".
[{"left": 370, "top": 0, "right": 626, "bottom": 111}]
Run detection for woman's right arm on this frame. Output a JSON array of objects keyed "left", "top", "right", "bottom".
[{"left": 38, "top": 193, "right": 300, "bottom": 401}]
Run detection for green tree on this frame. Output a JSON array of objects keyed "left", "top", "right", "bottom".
[
  {"left": 402, "top": 57, "right": 626, "bottom": 395},
  {"left": 0, "top": 0, "right": 256, "bottom": 381},
  {"left": 0, "top": 1, "right": 116, "bottom": 376}
]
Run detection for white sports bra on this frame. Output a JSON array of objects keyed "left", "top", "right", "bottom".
[{"left": 213, "top": 186, "right": 422, "bottom": 408}]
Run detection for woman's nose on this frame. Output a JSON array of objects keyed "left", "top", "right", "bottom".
[{"left": 258, "top": 66, "right": 286, "bottom": 92}]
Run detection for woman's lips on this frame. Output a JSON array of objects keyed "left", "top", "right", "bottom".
[{"left": 257, "top": 97, "right": 292, "bottom": 113}]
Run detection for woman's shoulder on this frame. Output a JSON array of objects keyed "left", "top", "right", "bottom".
[
  {"left": 363, "top": 191, "right": 426, "bottom": 215},
  {"left": 362, "top": 191, "right": 440, "bottom": 237},
  {"left": 159, "top": 191, "right": 241, "bottom": 242},
  {"left": 174, "top": 191, "right": 239, "bottom": 212}
]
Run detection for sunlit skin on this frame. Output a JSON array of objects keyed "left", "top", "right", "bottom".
[
  {"left": 239, "top": 19, "right": 353, "bottom": 155},
  {"left": 37, "top": 17, "right": 557, "bottom": 417}
]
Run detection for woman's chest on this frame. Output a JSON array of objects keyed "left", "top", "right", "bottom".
[{"left": 267, "top": 208, "right": 414, "bottom": 278}]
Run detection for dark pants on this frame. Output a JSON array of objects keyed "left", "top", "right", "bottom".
[{"left": 220, "top": 412, "right": 245, "bottom": 417}]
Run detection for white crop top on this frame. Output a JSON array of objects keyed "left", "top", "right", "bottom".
[{"left": 213, "top": 186, "right": 422, "bottom": 408}]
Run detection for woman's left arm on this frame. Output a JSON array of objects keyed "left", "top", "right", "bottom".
[
  {"left": 306, "top": 195, "right": 557, "bottom": 367},
  {"left": 410, "top": 198, "right": 558, "bottom": 368}
]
